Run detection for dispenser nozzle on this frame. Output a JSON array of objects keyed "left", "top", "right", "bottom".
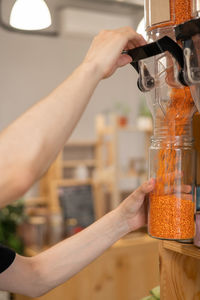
[{"left": 137, "top": 61, "right": 155, "bottom": 92}]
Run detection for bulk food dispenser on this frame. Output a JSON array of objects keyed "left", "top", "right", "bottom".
[{"left": 126, "top": 0, "right": 200, "bottom": 241}]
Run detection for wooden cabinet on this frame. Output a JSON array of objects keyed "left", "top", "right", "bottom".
[{"left": 159, "top": 241, "right": 200, "bottom": 299}]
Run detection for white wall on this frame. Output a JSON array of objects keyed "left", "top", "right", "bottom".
[{"left": 0, "top": 5, "right": 144, "bottom": 141}]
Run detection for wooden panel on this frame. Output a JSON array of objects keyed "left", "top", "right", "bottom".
[
  {"left": 92, "top": 182, "right": 108, "bottom": 219},
  {"left": 14, "top": 234, "right": 159, "bottom": 300},
  {"left": 160, "top": 241, "right": 200, "bottom": 300},
  {"left": 163, "top": 241, "right": 200, "bottom": 260}
]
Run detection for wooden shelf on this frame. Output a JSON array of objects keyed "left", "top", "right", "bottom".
[
  {"left": 65, "top": 140, "right": 96, "bottom": 147},
  {"left": 25, "top": 196, "right": 47, "bottom": 206},
  {"left": 25, "top": 246, "right": 47, "bottom": 257},
  {"left": 114, "top": 232, "right": 158, "bottom": 249},
  {"left": 100, "top": 126, "right": 152, "bottom": 135},
  {"left": 62, "top": 159, "right": 96, "bottom": 168},
  {"left": 100, "top": 127, "right": 114, "bottom": 135},
  {"left": 118, "top": 126, "right": 152, "bottom": 133},
  {"left": 162, "top": 240, "right": 200, "bottom": 260},
  {"left": 119, "top": 173, "right": 139, "bottom": 179},
  {"left": 53, "top": 178, "right": 93, "bottom": 186}
]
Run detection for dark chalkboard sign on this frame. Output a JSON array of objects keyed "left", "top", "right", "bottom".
[{"left": 58, "top": 184, "right": 95, "bottom": 231}]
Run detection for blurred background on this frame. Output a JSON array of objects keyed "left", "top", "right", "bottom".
[{"left": 0, "top": 1, "right": 159, "bottom": 300}]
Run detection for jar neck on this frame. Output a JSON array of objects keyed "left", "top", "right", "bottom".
[
  {"left": 151, "top": 135, "right": 194, "bottom": 147},
  {"left": 153, "top": 117, "right": 193, "bottom": 137},
  {"left": 152, "top": 118, "right": 194, "bottom": 146}
]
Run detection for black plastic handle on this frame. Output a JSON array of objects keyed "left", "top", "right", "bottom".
[
  {"left": 175, "top": 17, "right": 200, "bottom": 41},
  {"left": 126, "top": 36, "right": 184, "bottom": 73}
]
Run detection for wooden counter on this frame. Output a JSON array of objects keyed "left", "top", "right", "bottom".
[
  {"left": 14, "top": 232, "right": 159, "bottom": 300},
  {"left": 160, "top": 240, "right": 200, "bottom": 299}
]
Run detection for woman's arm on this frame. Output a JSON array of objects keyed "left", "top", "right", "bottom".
[
  {"left": 0, "top": 179, "right": 154, "bottom": 297},
  {"left": 0, "top": 27, "right": 146, "bottom": 208}
]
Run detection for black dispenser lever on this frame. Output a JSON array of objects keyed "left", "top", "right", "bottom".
[{"left": 126, "top": 35, "right": 187, "bottom": 92}]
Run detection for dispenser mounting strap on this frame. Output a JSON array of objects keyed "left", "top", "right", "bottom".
[{"left": 175, "top": 17, "right": 200, "bottom": 41}]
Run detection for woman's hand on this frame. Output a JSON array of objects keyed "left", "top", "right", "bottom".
[
  {"left": 115, "top": 178, "right": 155, "bottom": 233},
  {"left": 82, "top": 26, "right": 146, "bottom": 79}
]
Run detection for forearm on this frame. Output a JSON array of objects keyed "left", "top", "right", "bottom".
[
  {"left": 0, "top": 62, "right": 101, "bottom": 206},
  {"left": 33, "top": 208, "right": 128, "bottom": 295},
  {"left": 0, "top": 208, "right": 129, "bottom": 297}
]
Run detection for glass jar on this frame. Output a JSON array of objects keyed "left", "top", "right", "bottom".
[{"left": 148, "top": 134, "right": 196, "bottom": 240}]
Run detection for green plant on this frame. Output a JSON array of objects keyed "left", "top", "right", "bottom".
[
  {"left": 0, "top": 199, "right": 26, "bottom": 254},
  {"left": 138, "top": 96, "right": 152, "bottom": 118},
  {"left": 113, "top": 101, "right": 131, "bottom": 117},
  {"left": 141, "top": 286, "right": 160, "bottom": 300}
]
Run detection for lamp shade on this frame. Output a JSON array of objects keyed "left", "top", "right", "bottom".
[{"left": 10, "top": 0, "right": 52, "bottom": 31}]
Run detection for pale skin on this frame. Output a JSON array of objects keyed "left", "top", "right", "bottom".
[{"left": 0, "top": 27, "right": 156, "bottom": 297}]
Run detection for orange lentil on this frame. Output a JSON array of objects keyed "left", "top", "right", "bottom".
[
  {"left": 149, "top": 86, "right": 195, "bottom": 239},
  {"left": 172, "top": 0, "right": 192, "bottom": 25},
  {"left": 149, "top": 195, "right": 194, "bottom": 240},
  {"left": 147, "top": 0, "right": 192, "bottom": 31}
]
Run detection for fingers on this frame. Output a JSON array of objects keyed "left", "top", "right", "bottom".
[
  {"left": 133, "top": 178, "right": 155, "bottom": 199},
  {"left": 83, "top": 26, "right": 146, "bottom": 79},
  {"left": 96, "top": 27, "right": 146, "bottom": 52},
  {"left": 174, "top": 184, "right": 192, "bottom": 194},
  {"left": 117, "top": 179, "right": 154, "bottom": 231},
  {"left": 163, "top": 184, "right": 192, "bottom": 195},
  {"left": 117, "top": 26, "right": 146, "bottom": 48},
  {"left": 181, "top": 185, "right": 192, "bottom": 193}
]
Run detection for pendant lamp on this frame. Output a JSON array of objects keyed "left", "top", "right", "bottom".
[{"left": 10, "top": 0, "right": 52, "bottom": 31}]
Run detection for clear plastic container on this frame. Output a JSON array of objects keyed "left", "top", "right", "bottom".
[
  {"left": 148, "top": 135, "right": 195, "bottom": 240},
  {"left": 145, "top": 55, "right": 197, "bottom": 240}
]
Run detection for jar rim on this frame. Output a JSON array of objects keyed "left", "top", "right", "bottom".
[{"left": 150, "top": 135, "right": 194, "bottom": 146}]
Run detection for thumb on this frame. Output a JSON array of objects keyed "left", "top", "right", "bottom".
[{"left": 133, "top": 178, "right": 155, "bottom": 200}]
